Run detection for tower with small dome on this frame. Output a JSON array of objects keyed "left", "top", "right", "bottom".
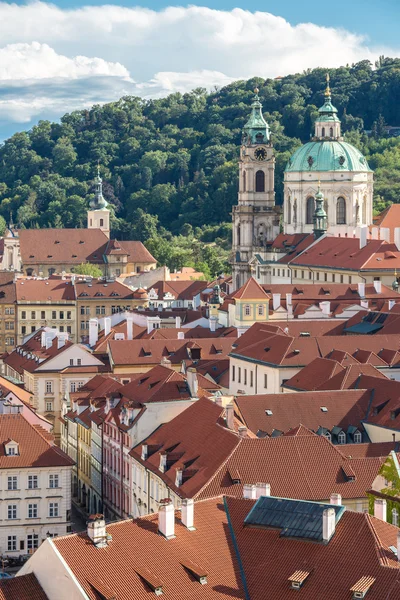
[
  {"left": 283, "top": 74, "right": 373, "bottom": 235},
  {"left": 231, "top": 89, "right": 281, "bottom": 290},
  {"left": 87, "top": 165, "right": 110, "bottom": 238}
]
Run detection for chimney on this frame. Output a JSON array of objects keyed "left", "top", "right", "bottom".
[
  {"left": 360, "top": 299, "right": 369, "bottom": 309},
  {"left": 159, "top": 452, "right": 167, "bottom": 473},
  {"left": 397, "top": 531, "right": 400, "bottom": 562},
  {"left": 177, "top": 331, "right": 185, "bottom": 340},
  {"left": 286, "top": 293, "right": 293, "bottom": 316},
  {"left": 357, "top": 282, "right": 365, "bottom": 298},
  {"left": 243, "top": 484, "right": 256, "bottom": 499},
  {"left": 181, "top": 498, "right": 195, "bottom": 531},
  {"left": 57, "top": 333, "right": 68, "bottom": 349},
  {"left": 45, "top": 337, "right": 53, "bottom": 350},
  {"left": 272, "top": 293, "right": 281, "bottom": 311},
  {"left": 141, "top": 444, "right": 148, "bottom": 461},
  {"left": 226, "top": 403, "right": 234, "bottom": 430},
  {"left": 322, "top": 507, "right": 336, "bottom": 543},
  {"left": 209, "top": 316, "right": 217, "bottom": 332},
  {"left": 359, "top": 226, "right": 367, "bottom": 249},
  {"left": 373, "top": 280, "right": 382, "bottom": 294},
  {"left": 395, "top": 227, "right": 400, "bottom": 251},
  {"left": 158, "top": 498, "right": 175, "bottom": 539},
  {"left": 330, "top": 493, "right": 342, "bottom": 506},
  {"left": 41, "top": 331, "right": 46, "bottom": 348},
  {"left": 126, "top": 314, "right": 134, "bottom": 341},
  {"left": 255, "top": 483, "right": 270, "bottom": 498},
  {"left": 320, "top": 301, "right": 331, "bottom": 316},
  {"left": 238, "top": 426, "right": 247, "bottom": 438},
  {"left": 186, "top": 367, "right": 198, "bottom": 398},
  {"left": 104, "top": 317, "right": 111, "bottom": 337},
  {"left": 175, "top": 316, "right": 181, "bottom": 328},
  {"left": 389, "top": 300, "right": 396, "bottom": 311},
  {"left": 374, "top": 498, "right": 387, "bottom": 522},
  {"left": 87, "top": 514, "right": 107, "bottom": 547},
  {"left": 89, "top": 319, "right": 98, "bottom": 347},
  {"left": 175, "top": 468, "right": 183, "bottom": 487}
]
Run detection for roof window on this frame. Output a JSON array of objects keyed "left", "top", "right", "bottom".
[
  {"left": 181, "top": 559, "right": 208, "bottom": 585},
  {"left": 288, "top": 570, "right": 311, "bottom": 590},
  {"left": 265, "top": 409, "right": 273, "bottom": 416},
  {"left": 136, "top": 568, "right": 163, "bottom": 596},
  {"left": 320, "top": 406, "right": 328, "bottom": 412},
  {"left": 350, "top": 576, "right": 375, "bottom": 598}
]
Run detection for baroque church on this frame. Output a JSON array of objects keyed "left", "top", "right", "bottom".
[{"left": 231, "top": 75, "right": 374, "bottom": 290}]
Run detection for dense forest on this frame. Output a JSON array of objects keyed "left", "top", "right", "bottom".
[{"left": 1, "top": 56, "right": 400, "bottom": 277}]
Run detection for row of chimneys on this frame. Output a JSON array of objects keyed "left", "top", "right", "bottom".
[{"left": 40, "top": 330, "right": 69, "bottom": 350}]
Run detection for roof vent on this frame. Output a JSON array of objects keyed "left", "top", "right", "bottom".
[
  {"left": 288, "top": 570, "right": 311, "bottom": 590},
  {"left": 350, "top": 576, "right": 376, "bottom": 598},
  {"left": 265, "top": 409, "right": 273, "bottom": 416},
  {"left": 181, "top": 559, "right": 207, "bottom": 585},
  {"left": 320, "top": 406, "right": 328, "bottom": 412},
  {"left": 136, "top": 567, "right": 163, "bottom": 596},
  {"left": 293, "top": 349, "right": 300, "bottom": 354}
]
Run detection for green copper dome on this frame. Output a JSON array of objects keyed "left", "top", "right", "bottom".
[
  {"left": 242, "top": 88, "right": 270, "bottom": 145},
  {"left": 285, "top": 140, "right": 372, "bottom": 173}
]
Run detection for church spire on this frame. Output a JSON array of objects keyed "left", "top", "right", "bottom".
[
  {"left": 90, "top": 162, "right": 108, "bottom": 210},
  {"left": 313, "top": 181, "right": 327, "bottom": 240},
  {"left": 314, "top": 73, "right": 341, "bottom": 139},
  {"left": 242, "top": 88, "right": 270, "bottom": 145}
]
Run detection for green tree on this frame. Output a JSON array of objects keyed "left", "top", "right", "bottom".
[{"left": 74, "top": 263, "right": 103, "bottom": 277}]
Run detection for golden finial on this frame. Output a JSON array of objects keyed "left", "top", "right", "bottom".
[
  {"left": 254, "top": 87, "right": 259, "bottom": 95},
  {"left": 324, "top": 72, "right": 331, "bottom": 98}
]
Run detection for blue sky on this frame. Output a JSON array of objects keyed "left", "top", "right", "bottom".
[{"left": 0, "top": 0, "right": 399, "bottom": 140}]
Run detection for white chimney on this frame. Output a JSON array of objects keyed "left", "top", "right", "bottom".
[
  {"left": 175, "top": 468, "right": 183, "bottom": 487},
  {"left": 360, "top": 299, "right": 369, "bottom": 309},
  {"left": 397, "top": 531, "right": 400, "bottom": 562},
  {"left": 226, "top": 403, "right": 234, "bottom": 430},
  {"left": 87, "top": 514, "right": 107, "bottom": 547},
  {"left": 45, "top": 337, "right": 53, "bottom": 350},
  {"left": 159, "top": 452, "right": 167, "bottom": 473},
  {"left": 186, "top": 367, "right": 198, "bottom": 398},
  {"left": 322, "top": 507, "right": 336, "bottom": 543},
  {"left": 395, "top": 227, "right": 400, "bottom": 251},
  {"left": 359, "top": 226, "right": 367, "bottom": 249},
  {"left": 141, "top": 444, "right": 148, "bottom": 460},
  {"left": 104, "top": 317, "right": 111, "bottom": 336},
  {"left": 330, "top": 493, "right": 342, "bottom": 506},
  {"left": 272, "top": 293, "right": 281, "bottom": 311},
  {"left": 373, "top": 280, "right": 382, "bottom": 294},
  {"left": 126, "top": 314, "right": 134, "bottom": 341},
  {"left": 181, "top": 498, "right": 195, "bottom": 530},
  {"left": 286, "top": 293, "right": 293, "bottom": 316},
  {"left": 177, "top": 331, "right": 185, "bottom": 340},
  {"left": 89, "top": 319, "right": 98, "bottom": 347},
  {"left": 374, "top": 498, "right": 387, "bottom": 522},
  {"left": 357, "top": 282, "right": 365, "bottom": 298},
  {"left": 57, "top": 333, "right": 68, "bottom": 349},
  {"left": 255, "top": 483, "right": 270, "bottom": 498},
  {"left": 175, "top": 316, "right": 181, "bottom": 328},
  {"left": 41, "top": 331, "right": 46, "bottom": 348},
  {"left": 209, "top": 316, "right": 217, "bottom": 332},
  {"left": 389, "top": 300, "right": 396, "bottom": 311},
  {"left": 320, "top": 301, "right": 331, "bottom": 316},
  {"left": 243, "top": 484, "right": 257, "bottom": 499},
  {"left": 158, "top": 499, "right": 175, "bottom": 539},
  {"left": 238, "top": 426, "right": 247, "bottom": 438}
]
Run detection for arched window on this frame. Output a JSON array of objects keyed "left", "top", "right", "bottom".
[
  {"left": 329, "top": 127, "right": 333, "bottom": 137},
  {"left": 243, "top": 171, "right": 246, "bottom": 192},
  {"left": 237, "top": 225, "right": 241, "bottom": 246},
  {"left": 26, "top": 268, "right": 33, "bottom": 277},
  {"left": 353, "top": 431, "right": 362, "bottom": 443},
  {"left": 362, "top": 196, "right": 367, "bottom": 224},
  {"left": 287, "top": 198, "right": 292, "bottom": 224},
  {"left": 338, "top": 431, "right": 346, "bottom": 445},
  {"left": 306, "top": 197, "right": 315, "bottom": 224},
  {"left": 255, "top": 170, "right": 265, "bottom": 192},
  {"left": 336, "top": 197, "right": 346, "bottom": 224},
  {"left": 393, "top": 508, "right": 399, "bottom": 527},
  {"left": 321, "top": 127, "right": 325, "bottom": 137},
  {"left": 324, "top": 431, "right": 331, "bottom": 442}
]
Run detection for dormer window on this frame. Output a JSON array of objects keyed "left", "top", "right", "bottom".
[
  {"left": 4, "top": 440, "right": 19, "bottom": 456},
  {"left": 338, "top": 431, "right": 346, "bottom": 444},
  {"left": 353, "top": 431, "right": 362, "bottom": 444}
]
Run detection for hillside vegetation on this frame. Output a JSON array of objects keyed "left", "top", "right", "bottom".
[{"left": 1, "top": 57, "right": 400, "bottom": 277}]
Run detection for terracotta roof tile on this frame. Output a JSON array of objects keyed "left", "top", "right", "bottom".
[
  {"left": 0, "top": 573, "right": 47, "bottom": 600},
  {"left": 231, "top": 277, "right": 269, "bottom": 300},
  {"left": 15, "top": 278, "right": 75, "bottom": 301}
]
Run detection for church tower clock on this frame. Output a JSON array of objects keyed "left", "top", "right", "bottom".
[{"left": 231, "top": 89, "right": 280, "bottom": 290}]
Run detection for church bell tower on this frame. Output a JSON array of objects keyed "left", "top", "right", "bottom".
[
  {"left": 231, "top": 89, "right": 280, "bottom": 290},
  {"left": 87, "top": 165, "right": 110, "bottom": 238}
]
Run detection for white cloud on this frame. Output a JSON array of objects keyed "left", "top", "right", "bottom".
[{"left": 0, "top": 3, "right": 398, "bottom": 137}]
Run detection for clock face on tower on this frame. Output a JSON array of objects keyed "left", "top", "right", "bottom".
[{"left": 255, "top": 148, "right": 267, "bottom": 161}]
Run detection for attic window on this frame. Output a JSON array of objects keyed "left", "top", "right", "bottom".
[
  {"left": 288, "top": 570, "right": 311, "bottom": 590},
  {"left": 4, "top": 441, "right": 19, "bottom": 456},
  {"left": 47, "top": 255, "right": 53, "bottom": 258},
  {"left": 320, "top": 406, "right": 328, "bottom": 412},
  {"left": 29, "top": 255, "right": 34, "bottom": 258},
  {"left": 265, "top": 409, "right": 273, "bottom": 416},
  {"left": 72, "top": 254, "right": 77, "bottom": 258},
  {"left": 181, "top": 559, "right": 208, "bottom": 585},
  {"left": 350, "top": 576, "right": 376, "bottom": 598},
  {"left": 110, "top": 292, "right": 120, "bottom": 297},
  {"left": 55, "top": 240, "right": 60, "bottom": 244},
  {"left": 95, "top": 292, "right": 104, "bottom": 297},
  {"left": 79, "top": 240, "right": 85, "bottom": 244},
  {"left": 136, "top": 568, "right": 163, "bottom": 596}
]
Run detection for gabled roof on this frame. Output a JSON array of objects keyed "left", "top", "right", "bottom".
[
  {"left": 149, "top": 280, "right": 209, "bottom": 301},
  {"left": 372, "top": 203, "right": 400, "bottom": 243},
  {"left": 0, "top": 573, "right": 47, "bottom": 600},
  {"left": 231, "top": 277, "right": 269, "bottom": 300}
]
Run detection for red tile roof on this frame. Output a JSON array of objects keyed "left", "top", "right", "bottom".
[
  {"left": 4, "top": 329, "right": 74, "bottom": 375},
  {"left": 0, "top": 273, "right": 16, "bottom": 304},
  {"left": 53, "top": 497, "right": 246, "bottom": 600},
  {"left": 112, "top": 240, "right": 156, "bottom": 264},
  {"left": 231, "top": 277, "right": 269, "bottom": 300},
  {"left": 149, "top": 280, "right": 209, "bottom": 301},
  {"left": 235, "top": 389, "right": 371, "bottom": 437},
  {"left": 0, "top": 413, "right": 74, "bottom": 468},
  {"left": 0, "top": 573, "right": 47, "bottom": 600},
  {"left": 372, "top": 203, "right": 400, "bottom": 242},
  {"left": 15, "top": 278, "right": 76, "bottom": 301},
  {"left": 75, "top": 279, "right": 134, "bottom": 299},
  {"left": 226, "top": 496, "right": 400, "bottom": 600}
]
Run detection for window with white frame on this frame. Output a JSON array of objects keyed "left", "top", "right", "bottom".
[
  {"left": 258, "top": 304, "right": 264, "bottom": 316},
  {"left": 353, "top": 431, "right": 362, "bottom": 443},
  {"left": 27, "top": 534, "right": 39, "bottom": 550},
  {"left": 7, "top": 536, "right": 16, "bottom": 551},
  {"left": 393, "top": 508, "right": 399, "bottom": 527},
  {"left": 338, "top": 431, "right": 346, "bottom": 444},
  {"left": 49, "top": 502, "right": 59, "bottom": 517},
  {"left": 7, "top": 475, "right": 18, "bottom": 490},
  {"left": 28, "top": 503, "right": 38, "bottom": 518},
  {"left": 244, "top": 305, "right": 251, "bottom": 316},
  {"left": 77, "top": 358, "right": 82, "bottom": 366},
  {"left": 46, "top": 402, "right": 53, "bottom": 412},
  {"left": 7, "top": 504, "right": 17, "bottom": 519},
  {"left": 70, "top": 381, "right": 76, "bottom": 393},
  {"left": 324, "top": 431, "right": 332, "bottom": 442},
  {"left": 28, "top": 475, "right": 38, "bottom": 489},
  {"left": 45, "top": 381, "right": 53, "bottom": 394},
  {"left": 264, "top": 374, "right": 268, "bottom": 389},
  {"left": 49, "top": 474, "right": 59, "bottom": 488}
]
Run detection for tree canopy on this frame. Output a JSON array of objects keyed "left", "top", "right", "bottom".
[{"left": 1, "top": 58, "right": 400, "bottom": 276}]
